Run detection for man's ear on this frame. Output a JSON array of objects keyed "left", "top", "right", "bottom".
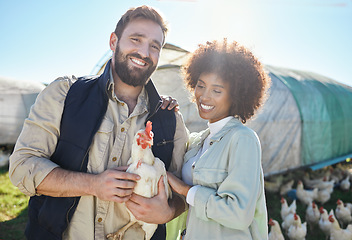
[{"left": 109, "top": 32, "right": 118, "bottom": 51}]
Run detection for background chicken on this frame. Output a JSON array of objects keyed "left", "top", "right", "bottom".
[
  {"left": 315, "top": 186, "right": 333, "bottom": 205},
  {"left": 328, "top": 214, "right": 352, "bottom": 240},
  {"left": 282, "top": 210, "right": 296, "bottom": 232},
  {"left": 305, "top": 201, "right": 320, "bottom": 231},
  {"left": 336, "top": 199, "right": 352, "bottom": 228},
  {"left": 280, "top": 179, "right": 295, "bottom": 196},
  {"left": 296, "top": 180, "right": 318, "bottom": 205},
  {"left": 107, "top": 121, "right": 171, "bottom": 240},
  {"left": 319, "top": 207, "right": 332, "bottom": 239},
  {"left": 268, "top": 218, "right": 285, "bottom": 240},
  {"left": 287, "top": 213, "right": 307, "bottom": 240},
  {"left": 281, "top": 197, "right": 296, "bottom": 221},
  {"left": 340, "top": 176, "right": 351, "bottom": 191}
]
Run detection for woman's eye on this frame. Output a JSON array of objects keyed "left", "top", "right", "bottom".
[
  {"left": 214, "top": 90, "right": 221, "bottom": 94},
  {"left": 131, "top": 38, "right": 139, "bottom": 42},
  {"left": 196, "top": 84, "right": 204, "bottom": 89}
]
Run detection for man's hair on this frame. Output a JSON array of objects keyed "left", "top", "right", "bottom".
[
  {"left": 183, "top": 39, "right": 271, "bottom": 123},
  {"left": 114, "top": 5, "right": 168, "bottom": 45}
]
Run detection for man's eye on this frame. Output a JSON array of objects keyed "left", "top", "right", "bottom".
[{"left": 152, "top": 45, "right": 160, "bottom": 51}]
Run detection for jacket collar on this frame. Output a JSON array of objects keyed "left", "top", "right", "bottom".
[
  {"left": 197, "top": 117, "right": 243, "bottom": 145},
  {"left": 211, "top": 117, "right": 242, "bottom": 141}
]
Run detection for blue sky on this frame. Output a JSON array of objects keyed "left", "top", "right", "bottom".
[{"left": 1, "top": 0, "right": 351, "bottom": 87}]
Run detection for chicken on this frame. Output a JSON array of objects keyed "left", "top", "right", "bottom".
[
  {"left": 303, "top": 172, "right": 325, "bottom": 189},
  {"left": 328, "top": 214, "right": 352, "bottom": 240},
  {"left": 336, "top": 199, "right": 352, "bottom": 228},
  {"left": 308, "top": 168, "right": 332, "bottom": 183},
  {"left": 330, "top": 164, "right": 345, "bottom": 183},
  {"left": 280, "top": 179, "right": 295, "bottom": 196},
  {"left": 281, "top": 197, "right": 296, "bottom": 221},
  {"left": 287, "top": 213, "right": 307, "bottom": 240},
  {"left": 106, "top": 121, "right": 171, "bottom": 240},
  {"left": 265, "top": 175, "right": 284, "bottom": 193},
  {"left": 315, "top": 186, "right": 333, "bottom": 205},
  {"left": 296, "top": 180, "right": 318, "bottom": 205},
  {"left": 303, "top": 173, "right": 335, "bottom": 192},
  {"left": 347, "top": 202, "right": 352, "bottom": 213},
  {"left": 282, "top": 211, "right": 296, "bottom": 232},
  {"left": 319, "top": 207, "right": 332, "bottom": 239},
  {"left": 305, "top": 201, "right": 320, "bottom": 231},
  {"left": 264, "top": 180, "right": 281, "bottom": 193},
  {"left": 268, "top": 218, "right": 285, "bottom": 240},
  {"left": 317, "top": 178, "right": 335, "bottom": 191},
  {"left": 340, "top": 176, "right": 351, "bottom": 191}
]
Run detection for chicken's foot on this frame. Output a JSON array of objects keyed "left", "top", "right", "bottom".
[{"left": 106, "top": 221, "right": 137, "bottom": 240}]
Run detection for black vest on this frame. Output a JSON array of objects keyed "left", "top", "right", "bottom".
[{"left": 25, "top": 60, "right": 176, "bottom": 240}]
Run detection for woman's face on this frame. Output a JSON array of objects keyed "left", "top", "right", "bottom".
[{"left": 194, "top": 72, "right": 232, "bottom": 123}]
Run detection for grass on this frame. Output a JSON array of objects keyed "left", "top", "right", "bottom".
[
  {"left": 0, "top": 166, "right": 29, "bottom": 240},
  {"left": 0, "top": 165, "right": 351, "bottom": 240}
]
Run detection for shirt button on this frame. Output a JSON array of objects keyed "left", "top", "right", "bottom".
[
  {"left": 121, "top": 127, "right": 125, "bottom": 132},
  {"left": 210, "top": 142, "right": 213, "bottom": 145},
  {"left": 98, "top": 218, "right": 102, "bottom": 222},
  {"left": 112, "top": 157, "right": 117, "bottom": 162},
  {"left": 121, "top": 103, "right": 125, "bottom": 106}
]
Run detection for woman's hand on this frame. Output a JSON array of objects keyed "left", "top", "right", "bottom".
[
  {"left": 160, "top": 95, "right": 179, "bottom": 112},
  {"left": 167, "top": 172, "right": 191, "bottom": 197}
]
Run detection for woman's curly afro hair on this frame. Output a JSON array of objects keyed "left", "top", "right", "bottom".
[{"left": 183, "top": 39, "right": 271, "bottom": 123}]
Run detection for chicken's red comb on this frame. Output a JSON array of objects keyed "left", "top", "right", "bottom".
[
  {"left": 145, "top": 121, "right": 152, "bottom": 136},
  {"left": 268, "top": 218, "right": 274, "bottom": 226},
  {"left": 145, "top": 121, "right": 154, "bottom": 140}
]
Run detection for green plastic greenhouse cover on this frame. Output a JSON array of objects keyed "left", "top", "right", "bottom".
[{"left": 270, "top": 67, "right": 352, "bottom": 167}]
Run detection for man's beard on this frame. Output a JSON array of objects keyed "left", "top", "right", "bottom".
[{"left": 114, "top": 44, "right": 157, "bottom": 87}]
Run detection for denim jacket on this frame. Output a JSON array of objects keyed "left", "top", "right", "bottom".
[{"left": 184, "top": 118, "right": 268, "bottom": 240}]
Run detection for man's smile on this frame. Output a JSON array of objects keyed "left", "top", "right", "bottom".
[{"left": 130, "top": 57, "right": 147, "bottom": 67}]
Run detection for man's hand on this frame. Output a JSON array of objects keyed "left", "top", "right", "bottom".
[
  {"left": 160, "top": 95, "right": 179, "bottom": 112},
  {"left": 125, "top": 177, "right": 174, "bottom": 224},
  {"left": 93, "top": 166, "right": 140, "bottom": 203},
  {"left": 36, "top": 166, "right": 139, "bottom": 201}
]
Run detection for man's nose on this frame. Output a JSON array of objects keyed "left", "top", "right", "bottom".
[{"left": 138, "top": 43, "right": 150, "bottom": 59}]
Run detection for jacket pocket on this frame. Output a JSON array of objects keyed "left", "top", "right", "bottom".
[
  {"left": 88, "top": 118, "right": 114, "bottom": 172},
  {"left": 193, "top": 168, "right": 227, "bottom": 186}
]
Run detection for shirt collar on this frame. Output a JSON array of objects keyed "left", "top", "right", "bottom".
[
  {"left": 207, "top": 116, "right": 234, "bottom": 138},
  {"left": 107, "top": 68, "right": 149, "bottom": 114}
]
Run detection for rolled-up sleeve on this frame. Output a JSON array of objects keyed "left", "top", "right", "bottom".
[
  {"left": 9, "top": 77, "right": 74, "bottom": 196},
  {"left": 193, "top": 130, "right": 262, "bottom": 230}
]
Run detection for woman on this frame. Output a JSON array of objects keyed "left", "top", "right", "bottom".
[{"left": 167, "top": 39, "right": 271, "bottom": 240}]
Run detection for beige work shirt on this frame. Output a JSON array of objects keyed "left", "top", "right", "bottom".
[{"left": 9, "top": 74, "right": 188, "bottom": 240}]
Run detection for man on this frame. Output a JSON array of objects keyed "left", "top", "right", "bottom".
[{"left": 9, "top": 5, "right": 188, "bottom": 240}]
